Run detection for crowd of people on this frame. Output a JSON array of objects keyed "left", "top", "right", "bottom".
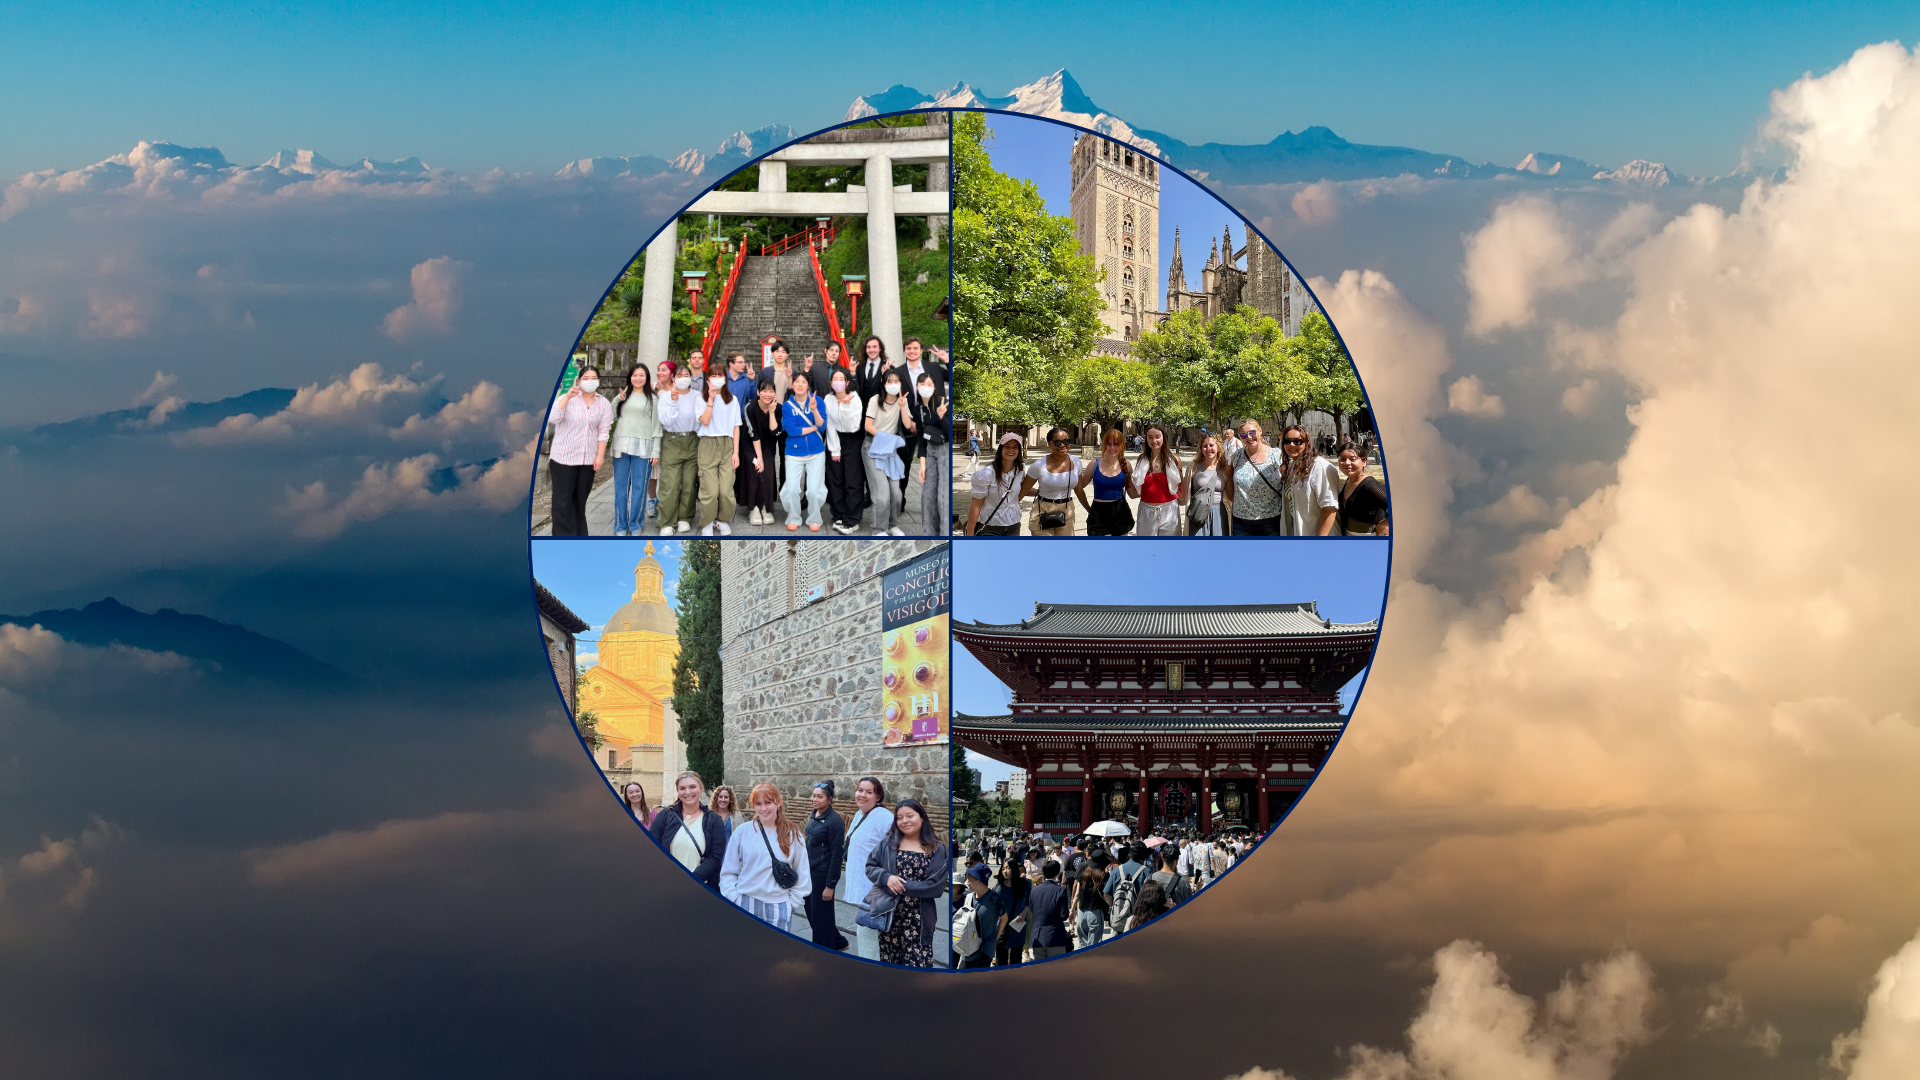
[
  {"left": 961, "top": 421, "right": 1388, "bottom": 537},
  {"left": 621, "top": 772, "right": 950, "bottom": 968},
  {"left": 947, "top": 827, "right": 1251, "bottom": 967},
  {"left": 544, "top": 335, "right": 951, "bottom": 537}
]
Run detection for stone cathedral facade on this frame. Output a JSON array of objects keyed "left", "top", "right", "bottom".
[
  {"left": 1165, "top": 222, "right": 1322, "bottom": 339},
  {"left": 1070, "top": 132, "right": 1159, "bottom": 351},
  {"left": 1070, "top": 133, "right": 1321, "bottom": 354}
]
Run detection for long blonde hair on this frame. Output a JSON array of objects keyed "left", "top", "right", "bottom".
[{"left": 748, "top": 782, "right": 799, "bottom": 856}]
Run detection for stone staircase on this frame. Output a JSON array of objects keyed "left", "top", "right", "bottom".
[{"left": 712, "top": 251, "right": 838, "bottom": 366}]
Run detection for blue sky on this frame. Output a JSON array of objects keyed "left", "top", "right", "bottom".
[
  {"left": 983, "top": 112, "right": 1245, "bottom": 311},
  {"left": 529, "top": 539, "right": 682, "bottom": 658},
  {"left": 955, "top": 539, "right": 1389, "bottom": 784},
  {"left": 3, "top": 3, "right": 1915, "bottom": 178}
]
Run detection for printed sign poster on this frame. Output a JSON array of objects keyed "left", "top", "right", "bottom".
[{"left": 879, "top": 547, "right": 950, "bottom": 747}]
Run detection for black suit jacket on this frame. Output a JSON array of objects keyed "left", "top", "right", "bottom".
[{"left": 854, "top": 357, "right": 894, "bottom": 411}]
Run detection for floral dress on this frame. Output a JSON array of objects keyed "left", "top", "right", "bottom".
[{"left": 879, "top": 849, "right": 934, "bottom": 967}]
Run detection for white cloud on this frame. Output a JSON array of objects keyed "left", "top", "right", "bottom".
[
  {"left": 0, "top": 623, "right": 194, "bottom": 688},
  {"left": 1292, "top": 181, "right": 1339, "bottom": 225},
  {"left": 176, "top": 362, "right": 426, "bottom": 443},
  {"left": 1464, "top": 196, "right": 1583, "bottom": 336},
  {"left": 285, "top": 438, "right": 534, "bottom": 539},
  {"left": 1560, "top": 377, "right": 1601, "bottom": 415},
  {"left": 390, "top": 380, "right": 534, "bottom": 447},
  {"left": 1829, "top": 926, "right": 1920, "bottom": 1080},
  {"left": 1446, "top": 374, "right": 1506, "bottom": 417},
  {"left": 1474, "top": 484, "right": 1565, "bottom": 527},
  {"left": 383, "top": 256, "right": 472, "bottom": 340},
  {"left": 1225, "top": 942, "right": 1654, "bottom": 1080}
]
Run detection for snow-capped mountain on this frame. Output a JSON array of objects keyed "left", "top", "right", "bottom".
[
  {"left": 849, "top": 70, "right": 1159, "bottom": 155},
  {"left": 845, "top": 72, "right": 1719, "bottom": 189},
  {"left": 1595, "top": 159, "right": 1674, "bottom": 186},
  {"left": 1514, "top": 152, "right": 1603, "bottom": 177}
]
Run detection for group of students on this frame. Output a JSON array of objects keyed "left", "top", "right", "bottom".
[
  {"left": 963, "top": 419, "right": 1389, "bottom": 537},
  {"left": 544, "top": 335, "right": 951, "bottom": 537},
  {"left": 950, "top": 830, "right": 1248, "bottom": 967},
  {"left": 621, "top": 772, "right": 950, "bottom": 968}
]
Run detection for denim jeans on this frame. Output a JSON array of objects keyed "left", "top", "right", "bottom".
[
  {"left": 919, "top": 444, "right": 949, "bottom": 532},
  {"left": 612, "top": 453, "right": 653, "bottom": 534},
  {"left": 1075, "top": 908, "right": 1107, "bottom": 949},
  {"left": 779, "top": 452, "right": 826, "bottom": 527},
  {"left": 863, "top": 451, "right": 902, "bottom": 532}
]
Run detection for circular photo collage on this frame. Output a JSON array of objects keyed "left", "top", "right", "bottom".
[{"left": 527, "top": 107, "right": 1390, "bottom": 971}]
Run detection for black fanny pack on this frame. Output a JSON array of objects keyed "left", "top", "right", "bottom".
[{"left": 758, "top": 823, "right": 799, "bottom": 889}]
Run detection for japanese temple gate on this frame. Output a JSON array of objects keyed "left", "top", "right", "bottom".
[
  {"left": 634, "top": 124, "right": 949, "bottom": 376},
  {"left": 953, "top": 603, "right": 1380, "bottom": 835}
]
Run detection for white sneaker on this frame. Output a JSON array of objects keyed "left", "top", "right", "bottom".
[
  {"left": 716, "top": 521, "right": 732, "bottom": 535},
  {"left": 888, "top": 526, "right": 906, "bottom": 537},
  {"left": 832, "top": 522, "right": 855, "bottom": 535},
  {"left": 675, "top": 520, "right": 692, "bottom": 534},
  {"left": 753, "top": 508, "right": 768, "bottom": 525},
  {"left": 701, "top": 524, "right": 714, "bottom": 536}
]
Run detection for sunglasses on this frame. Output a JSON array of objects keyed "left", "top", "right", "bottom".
[
  {"left": 1237, "top": 431, "right": 1259, "bottom": 440},
  {"left": 1281, "top": 437, "right": 1307, "bottom": 446},
  {"left": 1049, "top": 438, "right": 1070, "bottom": 446}
]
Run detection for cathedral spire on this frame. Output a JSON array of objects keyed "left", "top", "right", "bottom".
[
  {"left": 1223, "top": 222, "right": 1235, "bottom": 268},
  {"left": 1168, "top": 228, "right": 1186, "bottom": 292}
]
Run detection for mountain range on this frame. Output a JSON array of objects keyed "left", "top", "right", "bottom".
[
  {"left": 2, "top": 598, "right": 355, "bottom": 688},
  {"left": 25, "top": 69, "right": 1766, "bottom": 199}
]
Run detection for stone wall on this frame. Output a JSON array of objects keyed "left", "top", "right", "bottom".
[{"left": 721, "top": 539, "right": 949, "bottom": 831}]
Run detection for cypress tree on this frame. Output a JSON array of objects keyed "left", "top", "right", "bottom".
[{"left": 670, "top": 538, "right": 725, "bottom": 786}]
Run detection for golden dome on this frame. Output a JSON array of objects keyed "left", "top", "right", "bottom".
[{"left": 606, "top": 541, "right": 675, "bottom": 636}]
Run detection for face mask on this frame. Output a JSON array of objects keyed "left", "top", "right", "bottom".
[
  {"left": 674, "top": 377, "right": 691, "bottom": 390},
  {"left": 578, "top": 379, "right": 598, "bottom": 393},
  {"left": 832, "top": 380, "right": 848, "bottom": 393},
  {"left": 916, "top": 385, "right": 934, "bottom": 399},
  {"left": 708, "top": 377, "right": 724, "bottom": 389},
  {"left": 884, "top": 383, "right": 900, "bottom": 396}
]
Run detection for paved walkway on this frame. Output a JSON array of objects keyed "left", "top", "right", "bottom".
[
  {"left": 532, "top": 454, "right": 950, "bottom": 537},
  {"left": 948, "top": 447, "right": 1387, "bottom": 537},
  {"left": 785, "top": 872, "right": 952, "bottom": 968}
]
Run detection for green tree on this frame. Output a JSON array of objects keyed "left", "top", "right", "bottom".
[
  {"left": 951, "top": 111, "right": 1105, "bottom": 428},
  {"left": 1136, "top": 306, "right": 1313, "bottom": 431},
  {"left": 951, "top": 742, "right": 982, "bottom": 804},
  {"left": 574, "top": 703, "right": 603, "bottom": 753},
  {"left": 1058, "top": 353, "right": 1158, "bottom": 434},
  {"left": 671, "top": 538, "right": 725, "bottom": 786},
  {"left": 1293, "top": 311, "right": 1363, "bottom": 441}
]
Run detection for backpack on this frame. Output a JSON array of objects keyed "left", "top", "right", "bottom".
[
  {"left": 1109, "top": 865, "right": 1151, "bottom": 933},
  {"left": 952, "top": 892, "right": 982, "bottom": 958}
]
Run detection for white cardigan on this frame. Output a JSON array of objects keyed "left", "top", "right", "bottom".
[{"left": 720, "top": 819, "right": 811, "bottom": 908}]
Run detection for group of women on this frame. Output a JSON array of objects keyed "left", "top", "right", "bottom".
[
  {"left": 622, "top": 772, "right": 949, "bottom": 968},
  {"left": 963, "top": 420, "right": 1389, "bottom": 537},
  {"left": 543, "top": 335, "right": 951, "bottom": 537}
]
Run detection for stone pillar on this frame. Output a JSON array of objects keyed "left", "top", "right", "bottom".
[
  {"left": 636, "top": 218, "right": 678, "bottom": 377},
  {"left": 758, "top": 160, "right": 787, "bottom": 193},
  {"left": 864, "top": 154, "right": 903, "bottom": 363},
  {"left": 925, "top": 159, "right": 948, "bottom": 250}
]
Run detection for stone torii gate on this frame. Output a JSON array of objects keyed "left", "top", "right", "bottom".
[{"left": 634, "top": 124, "right": 949, "bottom": 375}]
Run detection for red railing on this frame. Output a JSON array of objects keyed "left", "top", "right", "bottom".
[
  {"left": 761, "top": 220, "right": 836, "bottom": 256},
  {"left": 698, "top": 246, "right": 746, "bottom": 361},
  {"left": 807, "top": 235, "right": 851, "bottom": 365}
]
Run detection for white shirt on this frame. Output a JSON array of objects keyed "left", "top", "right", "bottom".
[
  {"left": 969, "top": 465, "right": 1024, "bottom": 527},
  {"left": 720, "top": 819, "right": 811, "bottom": 907},
  {"left": 823, "top": 394, "right": 865, "bottom": 455},
  {"left": 839, "top": 804, "right": 895, "bottom": 894},
  {"left": 1281, "top": 456, "right": 1341, "bottom": 536},
  {"left": 696, "top": 393, "right": 741, "bottom": 438},
  {"left": 657, "top": 391, "right": 702, "bottom": 434},
  {"left": 670, "top": 809, "right": 708, "bottom": 872},
  {"left": 1026, "top": 455, "right": 1083, "bottom": 501}
]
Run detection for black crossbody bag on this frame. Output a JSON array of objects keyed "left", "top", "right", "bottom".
[{"left": 757, "top": 822, "right": 799, "bottom": 889}]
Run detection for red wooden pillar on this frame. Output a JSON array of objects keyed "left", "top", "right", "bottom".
[
  {"left": 1199, "top": 771, "right": 1212, "bottom": 834},
  {"left": 1257, "top": 781, "right": 1270, "bottom": 833},
  {"left": 1138, "top": 771, "right": 1151, "bottom": 835},
  {"left": 1021, "top": 775, "right": 1035, "bottom": 832},
  {"left": 1080, "top": 776, "right": 1093, "bottom": 829}
]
